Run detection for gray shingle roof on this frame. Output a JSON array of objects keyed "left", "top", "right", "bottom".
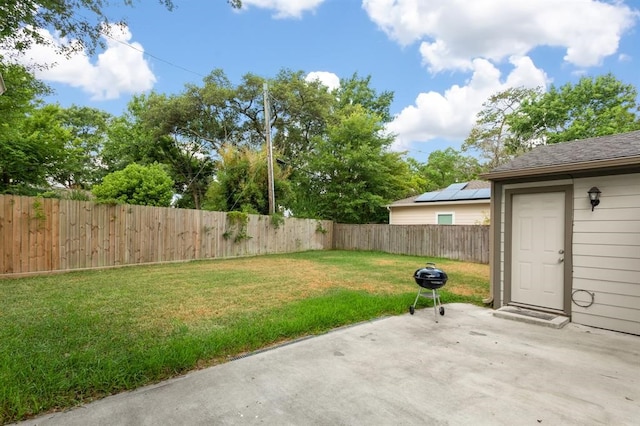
[{"left": 483, "top": 130, "right": 640, "bottom": 180}]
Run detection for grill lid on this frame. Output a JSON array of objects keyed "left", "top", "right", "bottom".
[{"left": 413, "top": 262, "right": 448, "bottom": 289}]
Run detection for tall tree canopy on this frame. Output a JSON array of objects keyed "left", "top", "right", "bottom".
[
  {"left": 52, "top": 105, "right": 112, "bottom": 189},
  {"left": 0, "top": 62, "right": 60, "bottom": 192},
  {"left": 464, "top": 74, "right": 640, "bottom": 171},
  {"left": 419, "top": 148, "right": 481, "bottom": 191},
  {"left": 508, "top": 74, "right": 640, "bottom": 148},
  {"left": 463, "top": 87, "right": 540, "bottom": 169},
  {"left": 113, "top": 68, "right": 396, "bottom": 216},
  {"left": 334, "top": 73, "right": 394, "bottom": 124},
  {"left": 295, "top": 105, "right": 416, "bottom": 223}
]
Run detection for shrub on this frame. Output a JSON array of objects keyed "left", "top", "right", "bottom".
[{"left": 92, "top": 163, "right": 174, "bottom": 207}]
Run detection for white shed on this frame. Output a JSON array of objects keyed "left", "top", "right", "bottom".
[{"left": 483, "top": 130, "right": 640, "bottom": 335}]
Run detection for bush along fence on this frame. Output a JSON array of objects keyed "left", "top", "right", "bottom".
[
  {"left": 0, "top": 195, "right": 333, "bottom": 276},
  {"left": 333, "top": 224, "right": 490, "bottom": 264},
  {"left": 0, "top": 196, "right": 489, "bottom": 276}
]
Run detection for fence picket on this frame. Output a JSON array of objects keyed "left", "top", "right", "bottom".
[
  {"left": 0, "top": 196, "right": 488, "bottom": 276},
  {"left": 333, "top": 223, "right": 489, "bottom": 264}
]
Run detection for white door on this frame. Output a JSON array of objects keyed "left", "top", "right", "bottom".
[{"left": 511, "top": 192, "right": 565, "bottom": 310}]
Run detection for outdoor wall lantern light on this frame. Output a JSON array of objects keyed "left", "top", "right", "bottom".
[{"left": 588, "top": 186, "right": 601, "bottom": 211}]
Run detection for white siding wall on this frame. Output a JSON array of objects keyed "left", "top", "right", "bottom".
[
  {"left": 389, "top": 202, "right": 490, "bottom": 225},
  {"left": 497, "top": 175, "right": 640, "bottom": 335},
  {"left": 572, "top": 173, "right": 640, "bottom": 335}
]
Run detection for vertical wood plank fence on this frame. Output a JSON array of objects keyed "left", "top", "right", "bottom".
[
  {"left": 0, "top": 195, "right": 333, "bottom": 276},
  {"left": 0, "top": 196, "right": 489, "bottom": 276},
  {"left": 333, "top": 224, "right": 489, "bottom": 264}
]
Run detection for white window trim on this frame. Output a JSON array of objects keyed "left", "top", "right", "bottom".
[{"left": 436, "top": 212, "right": 455, "bottom": 225}]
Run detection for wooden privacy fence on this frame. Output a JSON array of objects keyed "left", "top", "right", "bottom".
[
  {"left": 0, "top": 196, "right": 489, "bottom": 276},
  {"left": 333, "top": 224, "right": 490, "bottom": 264},
  {"left": 0, "top": 195, "right": 333, "bottom": 276}
]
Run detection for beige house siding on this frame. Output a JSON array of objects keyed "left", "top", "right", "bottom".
[
  {"left": 389, "top": 201, "right": 490, "bottom": 225},
  {"left": 495, "top": 174, "right": 640, "bottom": 335},
  {"left": 571, "top": 173, "right": 640, "bottom": 335}
]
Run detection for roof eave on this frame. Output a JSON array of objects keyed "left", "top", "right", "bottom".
[
  {"left": 481, "top": 156, "right": 640, "bottom": 181},
  {"left": 388, "top": 198, "right": 490, "bottom": 208}
]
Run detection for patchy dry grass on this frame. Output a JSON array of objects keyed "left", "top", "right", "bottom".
[{"left": 0, "top": 250, "right": 488, "bottom": 423}]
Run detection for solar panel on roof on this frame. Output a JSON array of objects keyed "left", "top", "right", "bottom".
[
  {"left": 415, "top": 191, "right": 439, "bottom": 202},
  {"left": 447, "top": 183, "right": 467, "bottom": 190},
  {"left": 413, "top": 182, "right": 490, "bottom": 203},
  {"left": 432, "top": 190, "right": 457, "bottom": 201},
  {"left": 475, "top": 188, "right": 491, "bottom": 198}
]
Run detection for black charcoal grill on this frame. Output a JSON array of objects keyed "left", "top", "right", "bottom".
[{"left": 409, "top": 262, "right": 448, "bottom": 322}]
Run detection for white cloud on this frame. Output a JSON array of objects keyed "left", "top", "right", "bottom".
[
  {"left": 305, "top": 71, "right": 340, "bottom": 91},
  {"left": 363, "top": 0, "right": 636, "bottom": 150},
  {"left": 7, "top": 24, "right": 156, "bottom": 100},
  {"left": 618, "top": 53, "right": 632, "bottom": 62},
  {"left": 241, "top": 0, "right": 326, "bottom": 18},
  {"left": 387, "top": 56, "right": 548, "bottom": 151},
  {"left": 363, "top": 0, "right": 638, "bottom": 72}
]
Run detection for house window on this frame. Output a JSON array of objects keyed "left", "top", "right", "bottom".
[{"left": 437, "top": 213, "right": 454, "bottom": 225}]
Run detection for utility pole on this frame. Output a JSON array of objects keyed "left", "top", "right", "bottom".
[
  {"left": 0, "top": 73, "right": 6, "bottom": 95},
  {"left": 263, "top": 83, "right": 276, "bottom": 215}
]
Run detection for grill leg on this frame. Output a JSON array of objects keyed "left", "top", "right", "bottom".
[
  {"left": 432, "top": 289, "right": 439, "bottom": 323},
  {"left": 412, "top": 288, "right": 423, "bottom": 309}
]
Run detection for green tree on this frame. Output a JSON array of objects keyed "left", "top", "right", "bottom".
[
  {"left": 463, "top": 87, "right": 540, "bottom": 169},
  {"left": 335, "top": 73, "right": 394, "bottom": 123},
  {"left": 296, "top": 105, "right": 415, "bottom": 223},
  {"left": 268, "top": 69, "right": 335, "bottom": 163},
  {"left": 103, "top": 68, "right": 401, "bottom": 213},
  {"left": 92, "top": 163, "right": 174, "bottom": 206},
  {"left": 0, "top": 62, "right": 66, "bottom": 193},
  {"left": 404, "top": 157, "right": 429, "bottom": 193},
  {"left": 101, "top": 95, "right": 161, "bottom": 171},
  {"left": 203, "top": 144, "right": 291, "bottom": 214},
  {"left": 420, "top": 148, "right": 481, "bottom": 191},
  {"left": 508, "top": 74, "right": 640, "bottom": 148},
  {"left": 103, "top": 93, "right": 217, "bottom": 209},
  {"left": 125, "top": 69, "right": 334, "bottom": 209},
  {"left": 52, "top": 105, "right": 112, "bottom": 188},
  {"left": 0, "top": 1, "right": 241, "bottom": 57}
]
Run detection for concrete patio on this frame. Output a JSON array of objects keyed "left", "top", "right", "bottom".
[{"left": 19, "top": 304, "right": 640, "bottom": 425}]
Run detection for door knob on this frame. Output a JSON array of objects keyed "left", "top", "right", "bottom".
[
  {"left": 559, "top": 257, "right": 564, "bottom": 263},
  {"left": 558, "top": 249, "right": 565, "bottom": 254}
]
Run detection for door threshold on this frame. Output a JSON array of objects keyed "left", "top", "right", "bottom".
[
  {"left": 494, "top": 305, "right": 570, "bottom": 329},
  {"left": 508, "top": 302, "right": 566, "bottom": 316}
]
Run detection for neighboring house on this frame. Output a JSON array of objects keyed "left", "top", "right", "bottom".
[
  {"left": 388, "top": 181, "right": 490, "bottom": 225},
  {"left": 482, "top": 130, "right": 640, "bottom": 335}
]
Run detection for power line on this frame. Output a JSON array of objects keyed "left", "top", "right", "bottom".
[
  {"left": 100, "top": 29, "right": 207, "bottom": 78},
  {"left": 69, "top": 14, "right": 207, "bottom": 79}
]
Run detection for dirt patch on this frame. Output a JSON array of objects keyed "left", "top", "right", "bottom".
[
  {"left": 131, "top": 256, "right": 489, "bottom": 332},
  {"left": 440, "top": 262, "right": 488, "bottom": 278},
  {"left": 444, "top": 284, "right": 482, "bottom": 297},
  {"left": 374, "top": 259, "right": 402, "bottom": 266}
]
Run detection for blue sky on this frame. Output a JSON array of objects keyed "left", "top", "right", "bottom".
[{"left": 11, "top": 0, "right": 640, "bottom": 162}]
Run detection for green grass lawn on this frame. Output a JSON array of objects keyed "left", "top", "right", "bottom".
[{"left": 0, "top": 250, "right": 489, "bottom": 423}]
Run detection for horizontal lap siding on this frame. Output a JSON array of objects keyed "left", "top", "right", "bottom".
[
  {"left": 572, "top": 173, "right": 640, "bottom": 335},
  {"left": 389, "top": 202, "right": 490, "bottom": 225}
]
